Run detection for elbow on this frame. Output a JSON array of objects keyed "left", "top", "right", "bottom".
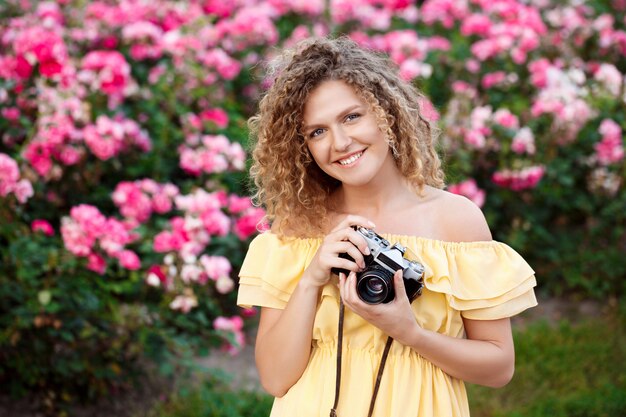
[
  {"left": 256, "top": 357, "right": 293, "bottom": 397},
  {"left": 484, "top": 363, "right": 515, "bottom": 388},
  {"left": 259, "top": 377, "right": 289, "bottom": 398}
]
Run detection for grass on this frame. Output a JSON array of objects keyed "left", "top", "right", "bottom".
[
  {"left": 146, "top": 377, "right": 274, "bottom": 417},
  {"left": 145, "top": 308, "right": 626, "bottom": 417}
]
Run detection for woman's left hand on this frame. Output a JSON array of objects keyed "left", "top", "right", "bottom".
[{"left": 338, "top": 270, "right": 421, "bottom": 345}]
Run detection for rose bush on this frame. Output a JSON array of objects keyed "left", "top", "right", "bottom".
[{"left": 1, "top": 0, "right": 625, "bottom": 412}]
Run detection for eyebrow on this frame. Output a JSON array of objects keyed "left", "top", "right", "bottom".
[{"left": 302, "top": 104, "right": 363, "bottom": 132}]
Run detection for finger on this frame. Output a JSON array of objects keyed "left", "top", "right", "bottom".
[
  {"left": 326, "top": 241, "right": 366, "bottom": 271},
  {"left": 343, "top": 271, "right": 357, "bottom": 304},
  {"left": 344, "top": 228, "right": 371, "bottom": 256},
  {"left": 393, "top": 269, "right": 405, "bottom": 301},
  {"left": 328, "top": 226, "right": 371, "bottom": 256}
]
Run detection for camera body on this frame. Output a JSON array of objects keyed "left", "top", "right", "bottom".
[{"left": 331, "top": 227, "right": 425, "bottom": 304}]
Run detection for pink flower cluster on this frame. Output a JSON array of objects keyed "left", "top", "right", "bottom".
[
  {"left": 147, "top": 234, "right": 238, "bottom": 314},
  {"left": 333, "top": 0, "right": 417, "bottom": 31},
  {"left": 227, "top": 194, "right": 269, "bottom": 240},
  {"left": 421, "top": 0, "right": 546, "bottom": 64},
  {"left": 492, "top": 166, "right": 545, "bottom": 191},
  {"left": 113, "top": 179, "right": 179, "bottom": 223},
  {"left": 83, "top": 115, "right": 152, "bottom": 161},
  {"left": 594, "top": 119, "right": 624, "bottom": 166},
  {"left": 151, "top": 253, "right": 234, "bottom": 293},
  {"left": 213, "top": 316, "right": 245, "bottom": 355},
  {"left": 121, "top": 22, "right": 164, "bottom": 61},
  {"left": 61, "top": 204, "right": 140, "bottom": 274},
  {"left": 0, "top": 153, "right": 34, "bottom": 204},
  {"left": 459, "top": 105, "right": 534, "bottom": 155},
  {"left": 198, "top": 48, "right": 243, "bottom": 82},
  {"left": 153, "top": 190, "right": 265, "bottom": 258},
  {"left": 85, "top": 0, "right": 202, "bottom": 31},
  {"left": 463, "top": 106, "right": 492, "bottom": 149},
  {"left": 420, "top": 0, "right": 469, "bottom": 28},
  {"left": 79, "top": 51, "right": 134, "bottom": 107},
  {"left": 529, "top": 60, "right": 593, "bottom": 141},
  {"left": 32, "top": 219, "right": 55, "bottom": 236},
  {"left": 11, "top": 26, "right": 69, "bottom": 79},
  {"left": 183, "top": 108, "right": 229, "bottom": 133},
  {"left": 447, "top": 179, "right": 485, "bottom": 207},
  {"left": 359, "top": 30, "right": 450, "bottom": 81},
  {"left": 592, "top": 63, "right": 623, "bottom": 97},
  {"left": 212, "top": 5, "right": 279, "bottom": 51},
  {"left": 179, "top": 134, "right": 245, "bottom": 176},
  {"left": 169, "top": 289, "right": 198, "bottom": 314},
  {"left": 269, "top": 0, "right": 325, "bottom": 16},
  {"left": 511, "top": 127, "right": 536, "bottom": 155},
  {"left": 154, "top": 189, "right": 230, "bottom": 257},
  {"left": 24, "top": 113, "right": 84, "bottom": 177},
  {"left": 233, "top": 207, "right": 267, "bottom": 240}
]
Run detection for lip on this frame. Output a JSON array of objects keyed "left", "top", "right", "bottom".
[{"left": 334, "top": 149, "right": 366, "bottom": 166}]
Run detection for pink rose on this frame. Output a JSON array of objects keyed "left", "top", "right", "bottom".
[
  {"left": 87, "top": 253, "right": 106, "bottom": 275},
  {"left": 117, "top": 249, "right": 141, "bottom": 270},
  {"left": 199, "top": 108, "right": 229, "bottom": 129},
  {"left": 32, "top": 220, "right": 55, "bottom": 236}
]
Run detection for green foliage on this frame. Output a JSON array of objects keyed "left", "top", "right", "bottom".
[{"left": 146, "top": 378, "right": 273, "bottom": 417}]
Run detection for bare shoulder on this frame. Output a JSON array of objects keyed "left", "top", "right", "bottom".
[{"left": 428, "top": 188, "right": 493, "bottom": 242}]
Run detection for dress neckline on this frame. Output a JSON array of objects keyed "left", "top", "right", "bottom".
[{"left": 261, "top": 231, "right": 500, "bottom": 249}]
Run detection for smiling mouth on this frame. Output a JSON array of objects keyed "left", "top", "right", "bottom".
[{"left": 337, "top": 151, "right": 364, "bottom": 166}]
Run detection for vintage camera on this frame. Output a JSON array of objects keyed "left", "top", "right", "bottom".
[{"left": 331, "top": 227, "right": 425, "bottom": 304}]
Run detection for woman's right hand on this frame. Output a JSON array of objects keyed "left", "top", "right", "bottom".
[{"left": 301, "top": 215, "right": 376, "bottom": 288}]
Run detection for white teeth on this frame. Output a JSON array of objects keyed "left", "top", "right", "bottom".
[{"left": 338, "top": 152, "right": 363, "bottom": 165}]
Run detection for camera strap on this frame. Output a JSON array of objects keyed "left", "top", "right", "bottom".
[{"left": 330, "top": 299, "right": 394, "bottom": 417}]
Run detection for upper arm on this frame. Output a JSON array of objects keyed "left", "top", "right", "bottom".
[{"left": 463, "top": 317, "right": 513, "bottom": 346}]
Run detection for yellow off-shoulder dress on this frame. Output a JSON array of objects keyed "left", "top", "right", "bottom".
[{"left": 237, "top": 232, "right": 537, "bottom": 417}]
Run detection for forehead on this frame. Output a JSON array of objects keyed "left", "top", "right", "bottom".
[{"left": 302, "top": 80, "right": 366, "bottom": 124}]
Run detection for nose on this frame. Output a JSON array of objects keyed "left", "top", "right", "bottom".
[{"left": 331, "top": 125, "right": 352, "bottom": 152}]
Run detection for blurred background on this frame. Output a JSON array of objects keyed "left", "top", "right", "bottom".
[{"left": 0, "top": 0, "right": 624, "bottom": 416}]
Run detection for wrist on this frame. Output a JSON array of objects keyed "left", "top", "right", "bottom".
[
  {"left": 298, "top": 271, "right": 326, "bottom": 291},
  {"left": 397, "top": 321, "right": 426, "bottom": 348}
]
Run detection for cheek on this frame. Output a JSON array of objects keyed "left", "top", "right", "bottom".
[{"left": 306, "top": 142, "right": 325, "bottom": 164}]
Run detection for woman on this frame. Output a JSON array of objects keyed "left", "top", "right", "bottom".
[{"left": 238, "top": 37, "right": 537, "bottom": 417}]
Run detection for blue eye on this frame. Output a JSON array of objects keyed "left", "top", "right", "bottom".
[
  {"left": 345, "top": 113, "right": 360, "bottom": 122},
  {"left": 310, "top": 128, "right": 324, "bottom": 138}
]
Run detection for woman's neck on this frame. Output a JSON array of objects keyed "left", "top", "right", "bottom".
[{"left": 332, "top": 174, "right": 415, "bottom": 218}]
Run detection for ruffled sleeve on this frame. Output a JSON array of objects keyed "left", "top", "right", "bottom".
[
  {"left": 237, "top": 233, "right": 318, "bottom": 309},
  {"left": 415, "top": 239, "right": 537, "bottom": 320}
]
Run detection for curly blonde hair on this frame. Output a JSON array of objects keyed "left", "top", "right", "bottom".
[{"left": 248, "top": 37, "right": 445, "bottom": 238}]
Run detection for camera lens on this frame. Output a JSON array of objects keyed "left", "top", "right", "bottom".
[
  {"left": 357, "top": 265, "right": 395, "bottom": 304},
  {"left": 365, "top": 279, "right": 384, "bottom": 295}
]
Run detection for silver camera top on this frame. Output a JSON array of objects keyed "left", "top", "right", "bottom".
[{"left": 355, "top": 227, "right": 425, "bottom": 280}]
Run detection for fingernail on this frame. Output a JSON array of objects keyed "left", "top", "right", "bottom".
[
  {"left": 364, "top": 246, "right": 370, "bottom": 255},
  {"left": 368, "top": 221, "right": 376, "bottom": 227}
]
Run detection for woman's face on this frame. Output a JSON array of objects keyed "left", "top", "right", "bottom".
[{"left": 301, "top": 80, "right": 395, "bottom": 188}]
